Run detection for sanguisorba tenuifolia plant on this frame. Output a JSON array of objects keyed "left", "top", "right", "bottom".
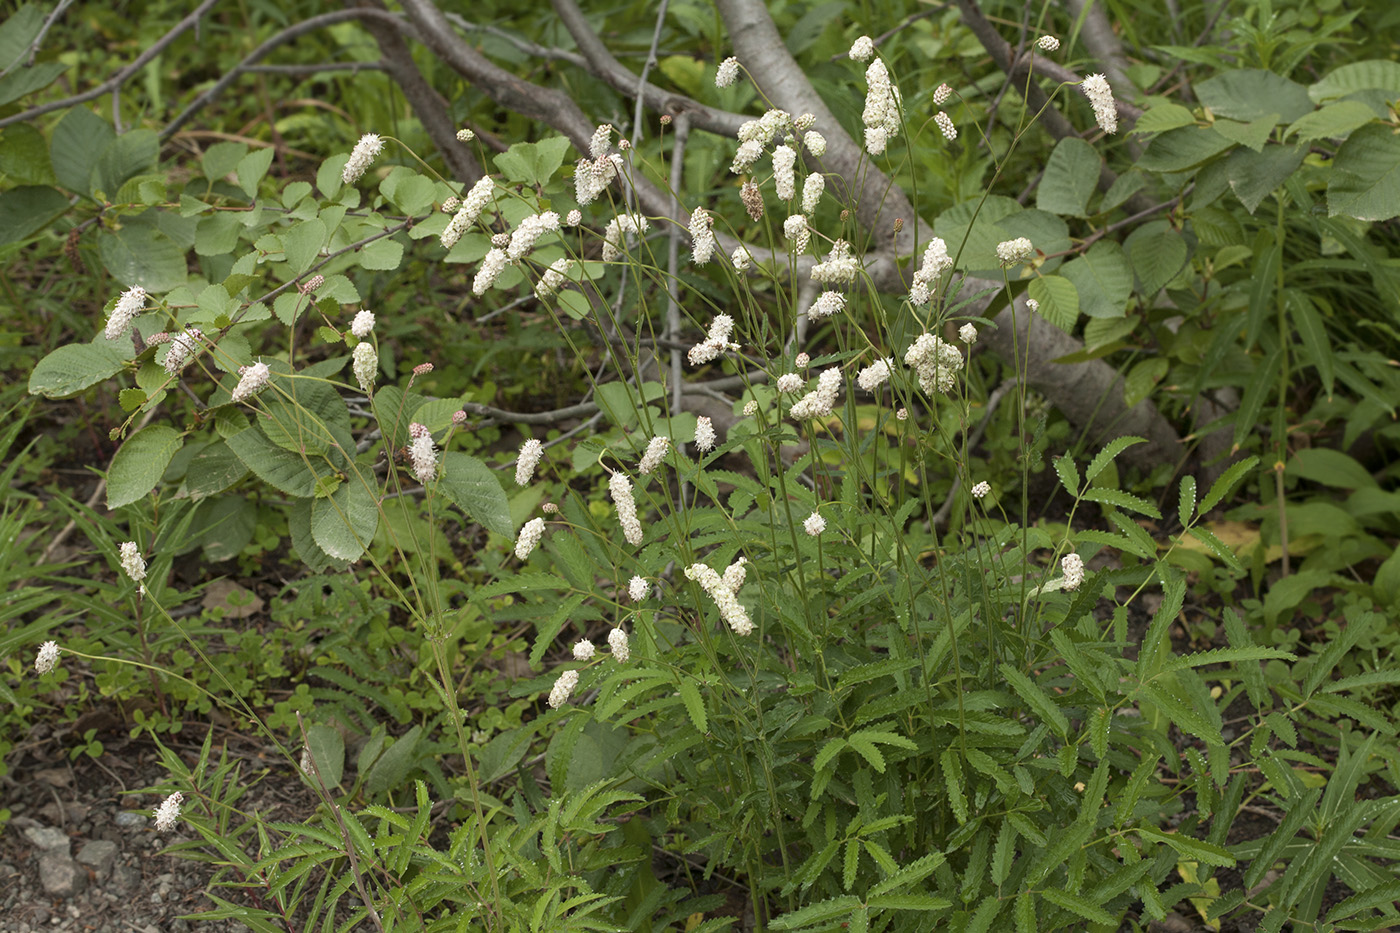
[{"left": 25, "top": 29, "right": 1400, "bottom": 933}]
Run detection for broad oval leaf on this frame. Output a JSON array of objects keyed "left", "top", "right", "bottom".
[
  {"left": 107, "top": 424, "right": 183, "bottom": 509},
  {"left": 311, "top": 479, "right": 380, "bottom": 562},
  {"left": 28, "top": 340, "right": 130, "bottom": 399},
  {"left": 437, "top": 451, "right": 513, "bottom": 537},
  {"left": 1037, "top": 137, "right": 1100, "bottom": 217}
]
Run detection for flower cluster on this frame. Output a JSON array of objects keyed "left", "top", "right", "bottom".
[
  {"left": 849, "top": 35, "right": 875, "bottom": 62},
  {"left": 686, "top": 557, "right": 753, "bottom": 635},
  {"left": 804, "top": 131, "right": 826, "bottom": 158},
  {"left": 408, "top": 423, "right": 437, "bottom": 485},
  {"left": 861, "top": 59, "right": 902, "bottom": 155},
  {"left": 972, "top": 481, "right": 991, "bottom": 499},
  {"left": 35, "top": 640, "right": 59, "bottom": 674},
  {"left": 548, "top": 669, "right": 579, "bottom": 708},
  {"left": 689, "top": 207, "right": 715, "bottom": 265},
  {"left": 716, "top": 56, "right": 740, "bottom": 88},
  {"left": 789, "top": 367, "right": 842, "bottom": 419},
  {"left": 783, "top": 214, "right": 810, "bottom": 253},
  {"left": 803, "top": 512, "right": 826, "bottom": 536},
  {"left": 341, "top": 133, "right": 384, "bottom": 185},
  {"left": 772, "top": 144, "right": 797, "bottom": 201},
  {"left": 740, "top": 180, "right": 764, "bottom": 220},
  {"left": 688, "top": 314, "right": 737, "bottom": 366},
  {"left": 732, "top": 108, "right": 793, "bottom": 174},
  {"left": 811, "top": 239, "right": 859, "bottom": 285},
  {"left": 153, "top": 792, "right": 183, "bottom": 833},
  {"left": 935, "top": 111, "right": 957, "bottom": 141},
  {"left": 534, "top": 258, "right": 573, "bottom": 299},
  {"left": 473, "top": 248, "right": 509, "bottom": 295},
  {"left": 515, "top": 517, "right": 545, "bottom": 560},
  {"left": 904, "top": 333, "right": 964, "bottom": 395},
  {"left": 119, "top": 541, "right": 146, "bottom": 584},
  {"left": 105, "top": 286, "right": 147, "bottom": 341},
  {"left": 350, "top": 309, "right": 375, "bottom": 339},
  {"left": 575, "top": 151, "right": 624, "bottom": 205},
  {"left": 776, "top": 373, "right": 804, "bottom": 393},
  {"left": 162, "top": 327, "right": 202, "bottom": 375},
  {"left": 909, "top": 237, "right": 953, "bottom": 305},
  {"left": 231, "top": 361, "right": 270, "bottom": 403},
  {"left": 610, "top": 472, "right": 644, "bottom": 546},
  {"left": 506, "top": 211, "right": 561, "bottom": 262},
  {"left": 628, "top": 575, "right": 648, "bottom": 602},
  {"left": 996, "top": 237, "right": 1034, "bottom": 267},
  {"left": 959, "top": 323, "right": 978, "bottom": 344},
  {"left": 608, "top": 627, "right": 630, "bottom": 662},
  {"left": 441, "top": 176, "right": 497, "bottom": 250},
  {"left": 1037, "top": 35, "right": 1060, "bottom": 52},
  {"left": 638, "top": 435, "right": 670, "bottom": 475},
  {"left": 456, "top": 128, "right": 475, "bottom": 142},
  {"left": 1061, "top": 553, "right": 1085, "bottom": 591},
  {"left": 353, "top": 342, "right": 378, "bottom": 392},
  {"left": 516, "top": 438, "right": 544, "bottom": 485},
  {"left": 1081, "top": 74, "right": 1118, "bottom": 134},
  {"left": 694, "top": 416, "right": 717, "bottom": 452},
  {"left": 601, "top": 213, "right": 649, "bottom": 261},
  {"left": 856, "top": 357, "right": 894, "bottom": 392},
  {"left": 573, "top": 639, "right": 595, "bottom": 661},
  {"left": 933, "top": 83, "right": 952, "bottom": 106},
  {"left": 807, "top": 291, "right": 845, "bottom": 320}
]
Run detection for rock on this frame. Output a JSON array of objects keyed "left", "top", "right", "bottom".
[
  {"left": 108, "top": 863, "right": 142, "bottom": 897},
  {"left": 114, "top": 811, "right": 147, "bottom": 830},
  {"left": 38, "top": 850, "right": 86, "bottom": 897},
  {"left": 23, "top": 825, "right": 69, "bottom": 852},
  {"left": 77, "top": 840, "right": 119, "bottom": 880}
]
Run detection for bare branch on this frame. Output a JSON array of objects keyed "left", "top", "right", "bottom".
[
  {"left": 440, "top": 12, "right": 588, "bottom": 68},
  {"left": 1065, "top": 0, "right": 1136, "bottom": 97},
  {"left": 357, "top": 0, "right": 483, "bottom": 187},
  {"left": 0, "top": 0, "right": 219, "bottom": 130}
]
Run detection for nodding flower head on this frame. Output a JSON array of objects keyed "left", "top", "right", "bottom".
[{"left": 342, "top": 133, "right": 385, "bottom": 185}]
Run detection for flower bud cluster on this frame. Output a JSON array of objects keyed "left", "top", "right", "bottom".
[
  {"left": 535, "top": 258, "right": 573, "bottom": 299},
  {"left": 163, "top": 327, "right": 202, "bottom": 374},
  {"left": 350, "top": 309, "right": 375, "bottom": 339},
  {"left": 996, "top": 237, "right": 1034, "bottom": 267},
  {"left": 856, "top": 357, "right": 894, "bottom": 392},
  {"left": 638, "top": 435, "right": 671, "bottom": 475},
  {"left": 909, "top": 237, "right": 953, "bottom": 305},
  {"left": 716, "top": 56, "right": 740, "bottom": 88},
  {"left": 1061, "top": 553, "right": 1085, "bottom": 591},
  {"left": 861, "top": 60, "right": 903, "bottom": 155},
  {"left": 608, "top": 627, "right": 630, "bottom": 662},
  {"left": 353, "top": 343, "right": 377, "bottom": 392},
  {"left": 808, "top": 291, "right": 845, "bottom": 320},
  {"left": 904, "top": 333, "right": 964, "bottom": 395},
  {"left": 506, "top": 211, "right": 561, "bottom": 262},
  {"left": 783, "top": 215, "right": 809, "bottom": 253},
  {"left": 1081, "top": 74, "right": 1118, "bottom": 134},
  {"left": 688, "top": 314, "right": 737, "bottom": 366}
]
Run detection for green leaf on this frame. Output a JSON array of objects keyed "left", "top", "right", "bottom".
[
  {"left": 225, "top": 425, "right": 326, "bottom": 497},
  {"left": 50, "top": 107, "right": 113, "bottom": 196},
  {"left": 1086, "top": 436, "right": 1146, "bottom": 482},
  {"left": 1060, "top": 241, "right": 1133, "bottom": 318},
  {"left": 999, "top": 663, "right": 1069, "bottom": 740},
  {"left": 1309, "top": 59, "right": 1400, "bottom": 103},
  {"left": 311, "top": 479, "right": 380, "bottom": 562},
  {"left": 1326, "top": 878, "right": 1400, "bottom": 923},
  {"left": 1054, "top": 453, "right": 1080, "bottom": 496},
  {"left": 1195, "top": 69, "right": 1312, "bottom": 123},
  {"left": 437, "top": 451, "right": 513, "bottom": 537},
  {"left": 677, "top": 678, "right": 707, "bottom": 734},
  {"left": 1037, "top": 137, "right": 1100, "bottom": 217},
  {"left": 1328, "top": 123, "right": 1400, "bottom": 222},
  {"left": 91, "top": 129, "right": 158, "bottom": 198},
  {"left": 28, "top": 337, "right": 132, "bottom": 401},
  {"left": 1084, "top": 487, "right": 1162, "bottom": 519},
  {"left": 185, "top": 441, "right": 248, "bottom": 498},
  {"left": 1212, "top": 114, "right": 1277, "bottom": 153},
  {"left": 1027, "top": 274, "right": 1079, "bottom": 331},
  {"left": 1041, "top": 888, "right": 1116, "bottom": 926},
  {"left": 1287, "top": 292, "right": 1335, "bottom": 399},
  {"left": 1227, "top": 144, "right": 1306, "bottom": 214},
  {"left": 202, "top": 141, "right": 248, "bottom": 182},
  {"left": 866, "top": 895, "right": 951, "bottom": 912},
  {"left": 0, "top": 5, "right": 44, "bottom": 70},
  {"left": 941, "top": 749, "right": 968, "bottom": 824},
  {"left": 1287, "top": 447, "right": 1375, "bottom": 489},
  {"left": 236, "top": 147, "right": 275, "bottom": 198},
  {"left": 767, "top": 896, "right": 861, "bottom": 930},
  {"left": 1286, "top": 100, "right": 1376, "bottom": 142},
  {"left": 1139, "top": 680, "right": 1223, "bottom": 746},
  {"left": 1130, "top": 103, "right": 1197, "bottom": 136},
  {"left": 0, "top": 184, "right": 67, "bottom": 246},
  {"left": 1199, "top": 455, "right": 1258, "bottom": 513},
  {"left": 847, "top": 734, "right": 886, "bottom": 773},
  {"left": 107, "top": 424, "right": 183, "bottom": 508},
  {"left": 365, "top": 724, "right": 422, "bottom": 796},
  {"left": 1126, "top": 221, "right": 1189, "bottom": 295},
  {"left": 195, "top": 212, "right": 243, "bottom": 257},
  {"left": 359, "top": 237, "right": 403, "bottom": 271},
  {"left": 1137, "top": 126, "right": 1233, "bottom": 173},
  {"left": 1015, "top": 893, "right": 1036, "bottom": 933},
  {"left": 304, "top": 723, "right": 345, "bottom": 787},
  {"left": 99, "top": 219, "right": 187, "bottom": 291},
  {"left": 283, "top": 218, "right": 326, "bottom": 275},
  {"left": 492, "top": 136, "right": 572, "bottom": 187},
  {"left": 0, "top": 59, "right": 69, "bottom": 107},
  {"left": 1124, "top": 357, "right": 1168, "bottom": 407},
  {"left": 0, "top": 122, "right": 56, "bottom": 186}
]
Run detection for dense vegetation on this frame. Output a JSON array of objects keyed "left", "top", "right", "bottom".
[{"left": 4, "top": 0, "right": 1400, "bottom": 930}]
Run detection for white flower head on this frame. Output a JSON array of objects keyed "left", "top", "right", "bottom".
[
  {"left": 971, "top": 481, "right": 991, "bottom": 499},
  {"left": 35, "top": 640, "right": 59, "bottom": 674},
  {"left": 996, "top": 237, "right": 1034, "bottom": 267},
  {"left": 1037, "top": 35, "right": 1060, "bottom": 51},
  {"left": 474, "top": 248, "right": 508, "bottom": 295},
  {"left": 731, "top": 139, "right": 764, "bottom": 175},
  {"left": 456, "top": 128, "right": 475, "bottom": 142},
  {"left": 516, "top": 439, "right": 544, "bottom": 485},
  {"left": 783, "top": 214, "right": 810, "bottom": 253},
  {"left": 731, "top": 246, "right": 753, "bottom": 272},
  {"left": 795, "top": 352, "right": 810, "bottom": 368},
  {"left": 590, "top": 124, "right": 613, "bottom": 160},
  {"left": 353, "top": 342, "right": 378, "bottom": 392},
  {"left": 548, "top": 669, "right": 580, "bottom": 708},
  {"left": 350, "top": 309, "right": 375, "bottom": 339},
  {"left": 803, "top": 131, "right": 826, "bottom": 158},
  {"left": 716, "top": 56, "right": 741, "bottom": 88},
  {"left": 1026, "top": 298, "right": 1040, "bottom": 314},
  {"left": 162, "top": 327, "right": 202, "bottom": 375},
  {"left": 935, "top": 112, "right": 957, "bottom": 141},
  {"left": 742, "top": 400, "right": 759, "bottom": 417},
  {"left": 229, "top": 361, "right": 269, "bottom": 405},
  {"left": 685, "top": 560, "right": 753, "bottom": 635},
  {"left": 856, "top": 358, "right": 894, "bottom": 392},
  {"left": 802, "top": 172, "right": 825, "bottom": 214},
  {"left": 804, "top": 512, "right": 826, "bottom": 536},
  {"left": 849, "top": 36, "right": 875, "bottom": 61},
  {"left": 506, "top": 211, "right": 561, "bottom": 262},
  {"left": 772, "top": 145, "right": 797, "bottom": 201},
  {"left": 776, "top": 373, "right": 804, "bottom": 393},
  {"left": 573, "top": 639, "right": 596, "bottom": 661},
  {"left": 808, "top": 291, "right": 845, "bottom": 320},
  {"left": 896, "top": 407, "right": 908, "bottom": 421},
  {"left": 105, "top": 286, "right": 147, "bottom": 341},
  {"left": 441, "top": 176, "right": 497, "bottom": 250},
  {"left": 904, "top": 333, "right": 965, "bottom": 395},
  {"left": 628, "top": 576, "right": 648, "bottom": 602},
  {"left": 861, "top": 59, "right": 902, "bottom": 155},
  {"left": 933, "top": 83, "right": 952, "bottom": 106},
  {"left": 408, "top": 423, "right": 438, "bottom": 485},
  {"left": 789, "top": 367, "right": 842, "bottom": 420},
  {"left": 694, "top": 416, "right": 717, "bottom": 452},
  {"left": 688, "top": 313, "right": 737, "bottom": 366},
  {"left": 959, "top": 323, "right": 978, "bottom": 344},
  {"left": 909, "top": 237, "right": 953, "bottom": 305},
  {"left": 1081, "top": 74, "right": 1118, "bottom": 134},
  {"left": 1061, "top": 552, "right": 1085, "bottom": 591},
  {"left": 689, "top": 207, "right": 716, "bottom": 265},
  {"left": 342, "top": 133, "right": 385, "bottom": 184},
  {"left": 153, "top": 792, "right": 183, "bottom": 832},
  {"left": 608, "top": 627, "right": 630, "bottom": 662},
  {"left": 638, "top": 435, "right": 671, "bottom": 475},
  {"left": 515, "top": 517, "right": 545, "bottom": 561},
  {"left": 565, "top": 209, "right": 582, "bottom": 226},
  {"left": 811, "top": 239, "right": 860, "bottom": 285},
  {"left": 535, "top": 258, "right": 573, "bottom": 300},
  {"left": 610, "top": 472, "right": 644, "bottom": 546},
  {"left": 601, "top": 213, "right": 649, "bottom": 261}
]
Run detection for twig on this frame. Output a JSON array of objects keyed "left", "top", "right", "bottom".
[
  {"left": 0, "top": 0, "right": 219, "bottom": 130},
  {"left": 1, "top": 0, "right": 77, "bottom": 75},
  {"left": 243, "top": 61, "right": 387, "bottom": 76},
  {"left": 440, "top": 12, "right": 588, "bottom": 68}
]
